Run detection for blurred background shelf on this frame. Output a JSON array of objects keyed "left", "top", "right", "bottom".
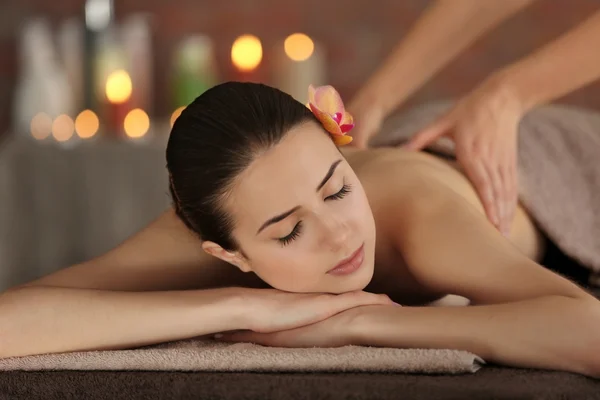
[{"left": 0, "top": 135, "right": 170, "bottom": 290}]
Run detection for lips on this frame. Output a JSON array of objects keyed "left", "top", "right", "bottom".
[{"left": 327, "top": 244, "right": 365, "bottom": 276}]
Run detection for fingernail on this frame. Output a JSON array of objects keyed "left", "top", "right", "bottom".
[
  {"left": 393, "top": 302, "right": 403, "bottom": 307},
  {"left": 214, "top": 333, "right": 223, "bottom": 339}
]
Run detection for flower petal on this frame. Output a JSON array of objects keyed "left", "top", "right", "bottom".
[
  {"left": 332, "top": 112, "right": 342, "bottom": 124},
  {"left": 313, "top": 85, "right": 345, "bottom": 115},
  {"left": 339, "top": 123, "right": 354, "bottom": 134},
  {"left": 333, "top": 135, "right": 353, "bottom": 146},
  {"left": 308, "top": 84, "right": 317, "bottom": 106},
  {"left": 309, "top": 103, "right": 342, "bottom": 135},
  {"left": 340, "top": 111, "right": 353, "bottom": 126}
]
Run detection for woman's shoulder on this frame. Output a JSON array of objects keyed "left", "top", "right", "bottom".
[
  {"left": 18, "top": 209, "right": 263, "bottom": 292},
  {"left": 348, "top": 147, "right": 483, "bottom": 211},
  {"left": 347, "top": 148, "right": 453, "bottom": 200}
]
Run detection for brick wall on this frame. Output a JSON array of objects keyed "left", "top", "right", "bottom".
[{"left": 1, "top": 0, "right": 599, "bottom": 135}]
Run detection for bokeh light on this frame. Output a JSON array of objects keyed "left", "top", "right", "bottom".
[
  {"left": 170, "top": 106, "right": 186, "bottom": 128},
  {"left": 284, "top": 33, "right": 314, "bottom": 61},
  {"left": 52, "top": 114, "right": 75, "bottom": 142},
  {"left": 75, "top": 110, "right": 100, "bottom": 139},
  {"left": 124, "top": 108, "right": 150, "bottom": 138},
  {"left": 30, "top": 112, "right": 53, "bottom": 140},
  {"left": 231, "top": 34, "right": 263, "bottom": 71},
  {"left": 105, "top": 69, "right": 132, "bottom": 104}
]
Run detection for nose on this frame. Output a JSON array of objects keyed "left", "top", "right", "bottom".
[{"left": 318, "top": 213, "right": 351, "bottom": 252}]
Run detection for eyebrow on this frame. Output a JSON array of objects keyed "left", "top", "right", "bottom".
[{"left": 256, "top": 159, "right": 343, "bottom": 235}]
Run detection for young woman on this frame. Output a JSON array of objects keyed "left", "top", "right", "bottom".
[{"left": 1, "top": 82, "right": 599, "bottom": 378}]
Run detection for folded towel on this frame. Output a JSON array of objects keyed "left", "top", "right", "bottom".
[
  {"left": 0, "top": 338, "right": 483, "bottom": 374},
  {"left": 372, "top": 102, "right": 600, "bottom": 286}
]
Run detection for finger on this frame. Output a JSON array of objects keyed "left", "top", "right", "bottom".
[
  {"left": 460, "top": 153, "right": 499, "bottom": 227},
  {"left": 501, "top": 156, "right": 519, "bottom": 237},
  {"left": 327, "top": 291, "right": 391, "bottom": 315},
  {"left": 352, "top": 291, "right": 393, "bottom": 306},
  {"left": 483, "top": 160, "right": 504, "bottom": 233},
  {"left": 403, "top": 118, "right": 451, "bottom": 151}
]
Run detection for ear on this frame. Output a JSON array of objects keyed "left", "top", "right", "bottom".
[{"left": 202, "top": 241, "right": 252, "bottom": 273}]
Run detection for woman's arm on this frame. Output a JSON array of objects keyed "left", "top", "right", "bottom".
[
  {"left": 353, "top": 297, "right": 600, "bottom": 377},
  {"left": 0, "top": 209, "right": 392, "bottom": 358},
  {"left": 497, "top": 9, "right": 600, "bottom": 112},
  {"left": 0, "top": 209, "right": 251, "bottom": 358},
  {"left": 0, "top": 286, "right": 247, "bottom": 358},
  {"left": 351, "top": 0, "right": 537, "bottom": 117},
  {"left": 359, "top": 179, "right": 600, "bottom": 376}
]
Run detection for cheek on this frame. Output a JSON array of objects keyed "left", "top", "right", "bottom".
[
  {"left": 344, "top": 183, "right": 374, "bottom": 229},
  {"left": 246, "top": 245, "right": 323, "bottom": 292}
]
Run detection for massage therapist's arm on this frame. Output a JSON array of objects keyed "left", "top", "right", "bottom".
[
  {"left": 353, "top": 181, "right": 600, "bottom": 377},
  {"left": 351, "top": 0, "right": 537, "bottom": 119},
  {"left": 495, "top": 9, "right": 600, "bottom": 113}
]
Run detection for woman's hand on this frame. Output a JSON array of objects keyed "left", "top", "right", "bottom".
[
  {"left": 403, "top": 75, "right": 525, "bottom": 237},
  {"left": 242, "top": 288, "right": 393, "bottom": 334},
  {"left": 216, "top": 304, "right": 390, "bottom": 348}
]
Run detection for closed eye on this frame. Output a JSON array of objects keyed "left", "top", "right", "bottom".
[
  {"left": 276, "top": 183, "right": 352, "bottom": 246},
  {"left": 277, "top": 221, "right": 303, "bottom": 246},
  {"left": 326, "top": 183, "right": 352, "bottom": 201}
]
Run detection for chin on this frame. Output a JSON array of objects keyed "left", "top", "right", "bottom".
[{"left": 327, "top": 257, "right": 375, "bottom": 294}]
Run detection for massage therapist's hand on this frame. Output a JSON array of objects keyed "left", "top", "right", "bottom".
[
  {"left": 242, "top": 288, "right": 393, "bottom": 334},
  {"left": 216, "top": 304, "right": 395, "bottom": 348},
  {"left": 403, "top": 75, "right": 524, "bottom": 237},
  {"left": 346, "top": 92, "right": 385, "bottom": 149}
]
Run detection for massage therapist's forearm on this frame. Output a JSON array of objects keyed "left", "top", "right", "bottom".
[
  {"left": 498, "top": 10, "right": 600, "bottom": 111},
  {"left": 357, "top": 0, "right": 537, "bottom": 115},
  {"left": 0, "top": 286, "right": 247, "bottom": 358},
  {"left": 354, "top": 296, "right": 600, "bottom": 377}
]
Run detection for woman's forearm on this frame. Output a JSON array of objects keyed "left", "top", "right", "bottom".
[
  {"left": 0, "top": 286, "right": 248, "bottom": 358},
  {"left": 356, "top": 0, "right": 537, "bottom": 115},
  {"left": 498, "top": 10, "right": 600, "bottom": 111},
  {"left": 354, "top": 296, "right": 600, "bottom": 377}
]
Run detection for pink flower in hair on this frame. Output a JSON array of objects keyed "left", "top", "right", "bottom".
[{"left": 307, "top": 84, "right": 354, "bottom": 146}]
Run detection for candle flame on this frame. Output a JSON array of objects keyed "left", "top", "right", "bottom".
[
  {"left": 106, "top": 69, "right": 132, "bottom": 104},
  {"left": 52, "top": 114, "right": 75, "bottom": 142},
  {"left": 124, "top": 108, "right": 150, "bottom": 138},
  {"left": 284, "top": 33, "right": 314, "bottom": 62},
  {"left": 75, "top": 110, "right": 100, "bottom": 139},
  {"left": 231, "top": 34, "right": 263, "bottom": 72}
]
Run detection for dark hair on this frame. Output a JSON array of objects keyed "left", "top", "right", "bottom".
[{"left": 166, "top": 81, "right": 317, "bottom": 250}]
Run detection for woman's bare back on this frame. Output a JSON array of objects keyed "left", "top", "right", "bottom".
[{"left": 343, "top": 147, "right": 546, "bottom": 261}]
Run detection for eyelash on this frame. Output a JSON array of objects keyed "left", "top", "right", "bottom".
[
  {"left": 277, "top": 183, "right": 353, "bottom": 246},
  {"left": 326, "top": 183, "right": 352, "bottom": 201}
]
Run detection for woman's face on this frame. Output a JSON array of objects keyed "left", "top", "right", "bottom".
[{"left": 221, "top": 122, "right": 376, "bottom": 294}]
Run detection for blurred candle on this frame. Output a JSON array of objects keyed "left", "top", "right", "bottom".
[
  {"left": 231, "top": 34, "right": 263, "bottom": 82},
  {"left": 124, "top": 108, "right": 150, "bottom": 139},
  {"left": 75, "top": 109, "right": 100, "bottom": 139},
  {"left": 51, "top": 114, "right": 75, "bottom": 142},
  {"left": 121, "top": 14, "right": 153, "bottom": 111},
  {"left": 171, "top": 35, "right": 218, "bottom": 112},
  {"left": 105, "top": 69, "right": 132, "bottom": 135},
  {"left": 30, "top": 112, "right": 53, "bottom": 140},
  {"left": 272, "top": 33, "right": 326, "bottom": 104}
]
